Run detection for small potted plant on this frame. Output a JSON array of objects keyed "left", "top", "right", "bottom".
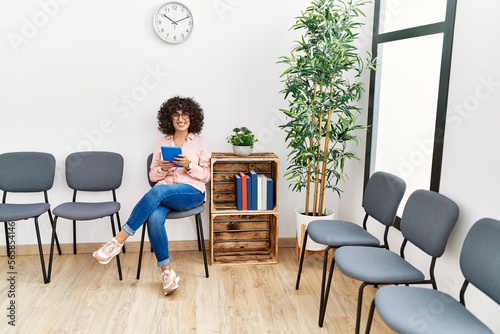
[{"left": 226, "top": 127, "right": 258, "bottom": 156}]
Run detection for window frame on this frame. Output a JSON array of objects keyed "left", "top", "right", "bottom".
[{"left": 364, "top": 0, "right": 458, "bottom": 192}]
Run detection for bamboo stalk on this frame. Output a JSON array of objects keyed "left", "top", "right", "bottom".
[
  {"left": 304, "top": 81, "right": 318, "bottom": 216},
  {"left": 312, "top": 84, "right": 325, "bottom": 216},
  {"left": 318, "top": 83, "right": 335, "bottom": 214}
]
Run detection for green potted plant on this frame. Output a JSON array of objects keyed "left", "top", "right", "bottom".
[
  {"left": 226, "top": 127, "right": 258, "bottom": 156},
  {"left": 278, "top": 0, "right": 375, "bottom": 252}
]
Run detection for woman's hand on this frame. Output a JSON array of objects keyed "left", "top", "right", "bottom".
[
  {"left": 173, "top": 154, "right": 191, "bottom": 169},
  {"left": 159, "top": 160, "right": 175, "bottom": 171}
]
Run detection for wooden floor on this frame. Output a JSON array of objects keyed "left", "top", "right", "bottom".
[{"left": 1, "top": 247, "right": 395, "bottom": 333}]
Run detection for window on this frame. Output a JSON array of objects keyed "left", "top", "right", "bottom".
[{"left": 365, "top": 0, "right": 457, "bottom": 211}]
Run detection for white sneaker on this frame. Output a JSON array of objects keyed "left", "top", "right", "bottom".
[
  {"left": 162, "top": 269, "right": 180, "bottom": 295},
  {"left": 93, "top": 238, "right": 123, "bottom": 264}
]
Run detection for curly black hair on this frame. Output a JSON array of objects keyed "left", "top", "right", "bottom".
[{"left": 157, "top": 96, "right": 204, "bottom": 135}]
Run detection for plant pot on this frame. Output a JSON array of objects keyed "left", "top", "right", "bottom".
[
  {"left": 233, "top": 145, "right": 253, "bottom": 156},
  {"left": 295, "top": 206, "right": 335, "bottom": 251}
]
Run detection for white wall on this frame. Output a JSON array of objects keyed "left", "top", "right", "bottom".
[
  {"left": 0, "top": 0, "right": 310, "bottom": 246},
  {"left": 437, "top": 0, "right": 500, "bottom": 330},
  {"left": 1, "top": 0, "right": 499, "bottom": 330}
]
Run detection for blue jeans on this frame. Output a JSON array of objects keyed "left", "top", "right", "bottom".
[{"left": 122, "top": 184, "right": 205, "bottom": 267}]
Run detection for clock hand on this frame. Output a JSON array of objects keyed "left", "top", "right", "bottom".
[
  {"left": 161, "top": 14, "right": 177, "bottom": 25},
  {"left": 176, "top": 16, "right": 190, "bottom": 23}
]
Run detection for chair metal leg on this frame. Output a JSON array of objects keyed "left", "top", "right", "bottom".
[
  {"left": 195, "top": 214, "right": 202, "bottom": 252},
  {"left": 136, "top": 224, "right": 147, "bottom": 279},
  {"left": 295, "top": 228, "right": 309, "bottom": 290},
  {"left": 110, "top": 215, "right": 123, "bottom": 281},
  {"left": 47, "top": 216, "right": 59, "bottom": 283},
  {"left": 319, "top": 247, "right": 335, "bottom": 327},
  {"left": 110, "top": 216, "right": 117, "bottom": 236},
  {"left": 34, "top": 217, "right": 49, "bottom": 284},
  {"left": 365, "top": 299, "right": 376, "bottom": 334},
  {"left": 355, "top": 282, "right": 369, "bottom": 334},
  {"left": 47, "top": 209, "right": 62, "bottom": 255},
  {"left": 116, "top": 212, "right": 126, "bottom": 253},
  {"left": 196, "top": 213, "right": 209, "bottom": 278},
  {"left": 72, "top": 220, "right": 77, "bottom": 254},
  {"left": 115, "top": 253, "right": 123, "bottom": 281},
  {"left": 4, "top": 222, "right": 10, "bottom": 258}
]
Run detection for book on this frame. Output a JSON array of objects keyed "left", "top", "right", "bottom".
[
  {"left": 256, "top": 174, "right": 262, "bottom": 210},
  {"left": 238, "top": 172, "right": 248, "bottom": 210},
  {"left": 246, "top": 173, "right": 252, "bottom": 210},
  {"left": 160, "top": 146, "right": 183, "bottom": 167},
  {"left": 234, "top": 174, "right": 242, "bottom": 210},
  {"left": 249, "top": 170, "right": 258, "bottom": 210},
  {"left": 261, "top": 174, "right": 267, "bottom": 210},
  {"left": 266, "top": 178, "right": 274, "bottom": 210}
]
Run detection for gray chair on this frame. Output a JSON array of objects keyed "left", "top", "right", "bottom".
[
  {"left": 0, "top": 152, "right": 61, "bottom": 283},
  {"left": 295, "top": 171, "right": 406, "bottom": 327},
  {"left": 136, "top": 153, "right": 209, "bottom": 279},
  {"left": 365, "top": 217, "right": 500, "bottom": 334},
  {"left": 333, "top": 189, "right": 460, "bottom": 333},
  {"left": 47, "top": 151, "right": 124, "bottom": 282}
]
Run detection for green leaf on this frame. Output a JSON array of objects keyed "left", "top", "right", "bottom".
[{"left": 278, "top": 0, "right": 375, "bottom": 209}]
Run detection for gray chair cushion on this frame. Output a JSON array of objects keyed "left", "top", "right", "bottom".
[
  {"left": 308, "top": 220, "right": 380, "bottom": 247},
  {"left": 335, "top": 246, "right": 425, "bottom": 283},
  {"left": 375, "top": 285, "right": 493, "bottom": 334},
  {"left": 53, "top": 202, "right": 120, "bottom": 220},
  {"left": 167, "top": 204, "right": 205, "bottom": 219},
  {"left": 0, "top": 203, "right": 50, "bottom": 221}
]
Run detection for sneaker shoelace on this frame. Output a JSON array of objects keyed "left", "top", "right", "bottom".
[
  {"left": 102, "top": 240, "right": 118, "bottom": 256},
  {"left": 163, "top": 271, "right": 174, "bottom": 286}
]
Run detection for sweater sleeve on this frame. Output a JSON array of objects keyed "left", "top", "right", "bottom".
[
  {"left": 186, "top": 137, "right": 212, "bottom": 183},
  {"left": 149, "top": 139, "right": 168, "bottom": 183}
]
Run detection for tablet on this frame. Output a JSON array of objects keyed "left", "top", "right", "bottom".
[{"left": 161, "top": 146, "right": 183, "bottom": 168}]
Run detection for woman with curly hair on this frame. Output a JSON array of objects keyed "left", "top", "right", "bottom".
[{"left": 93, "top": 96, "right": 211, "bottom": 295}]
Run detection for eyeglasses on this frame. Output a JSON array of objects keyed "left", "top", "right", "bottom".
[{"left": 172, "top": 112, "right": 190, "bottom": 120}]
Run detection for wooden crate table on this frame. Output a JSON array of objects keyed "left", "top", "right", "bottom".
[{"left": 210, "top": 152, "right": 279, "bottom": 265}]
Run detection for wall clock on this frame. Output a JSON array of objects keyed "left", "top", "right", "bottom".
[{"left": 153, "top": 2, "right": 194, "bottom": 44}]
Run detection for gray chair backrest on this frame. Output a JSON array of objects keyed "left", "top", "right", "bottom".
[
  {"left": 147, "top": 153, "right": 155, "bottom": 188},
  {"left": 0, "top": 152, "right": 56, "bottom": 193},
  {"left": 460, "top": 218, "right": 500, "bottom": 305},
  {"left": 400, "top": 189, "right": 459, "bottom": 257},
  {"left": 362, "top": 171, "right": 406, "bottom": 226},
  {"left": 65, "top": 151, "right": 124, "bottom": 191}
]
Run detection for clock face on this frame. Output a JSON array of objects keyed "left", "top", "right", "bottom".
[{"left": 153, "top": 2, "right": 194, "bottom": 44}]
